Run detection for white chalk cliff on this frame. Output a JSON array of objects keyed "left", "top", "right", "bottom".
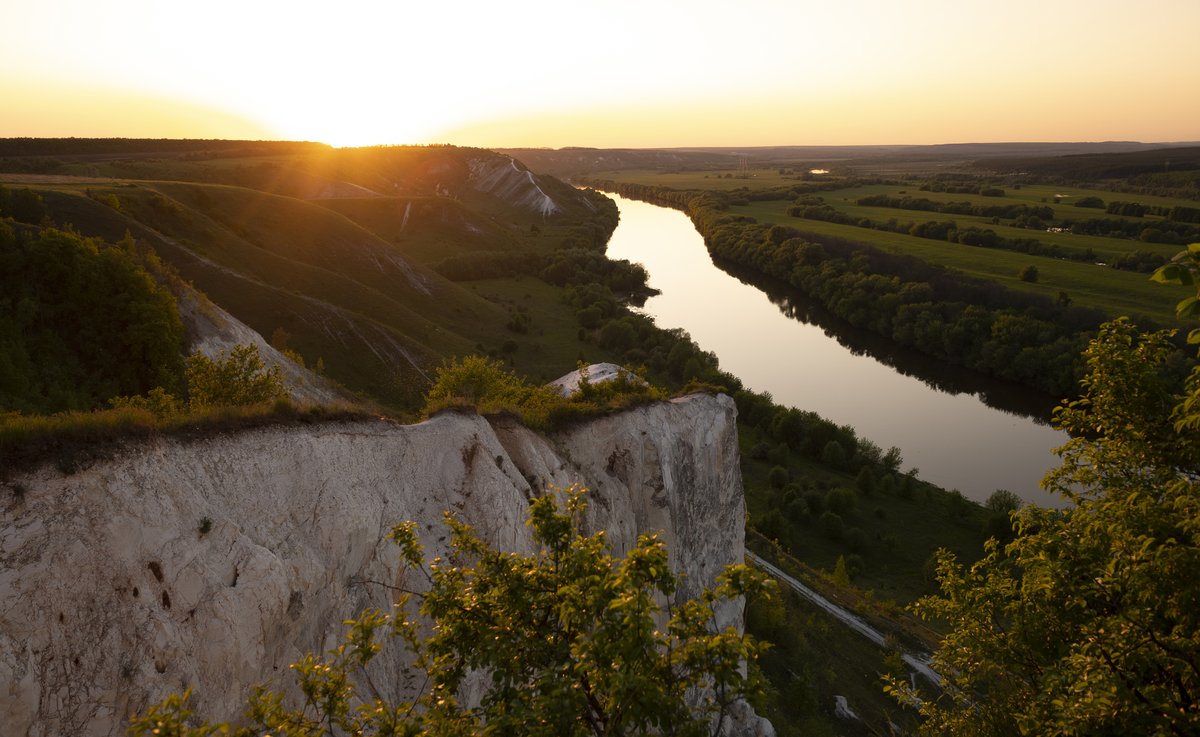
[{"left": 0, "top": 393, "right": 772, "bottom": 736}]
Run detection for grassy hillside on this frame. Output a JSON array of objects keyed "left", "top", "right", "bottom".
[{"left": 0, "top": 144, "right": 619, "bottom": 412}]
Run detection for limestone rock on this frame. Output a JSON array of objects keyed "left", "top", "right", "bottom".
[{"left": 0, "top": 393, "right": 766, "bottom": 736}]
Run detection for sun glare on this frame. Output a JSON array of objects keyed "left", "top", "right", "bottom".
[{"left": 1, "top": 0, "right": 1197, "bottom": 146}]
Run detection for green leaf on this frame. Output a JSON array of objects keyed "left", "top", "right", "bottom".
[
  {"left": 1176, "top": 295, "right": 1200, "bottom": 319},
  {"left": 1151, "top": 263, "right": 1189, "bottom": 285}
]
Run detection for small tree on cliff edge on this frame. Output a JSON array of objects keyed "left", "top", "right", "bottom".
[{"left": 130, "top": 487, "right": 771, "bottom": 737}]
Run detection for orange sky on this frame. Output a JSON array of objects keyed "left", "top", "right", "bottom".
[{"left": 2, "top": 0, "right": 1198, "bottom": 148}]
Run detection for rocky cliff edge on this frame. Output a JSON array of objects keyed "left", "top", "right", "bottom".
[{"left": 0, "top": 393, "right": 771, "bottom": 736}]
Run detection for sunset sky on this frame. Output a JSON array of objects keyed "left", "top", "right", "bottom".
[{"left": 3, "top": 0, "right": 1198, "bottom": 148}]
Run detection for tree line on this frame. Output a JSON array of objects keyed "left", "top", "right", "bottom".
[
  {"left": 589, "top": 181, "right": 1158, "bottom": 396},
  {"left": 0, "top": 223, "right": 184, "bottom": 413}
]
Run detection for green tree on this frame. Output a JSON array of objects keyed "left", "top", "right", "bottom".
[
  {"left": 0, "top": 225, "right": 184, "bottom": 412},
  {"left": 186, "top": 344, "right": 285, "bottom": 409},
  {"left": 767, "top": 465, "right": 789, "bottom": 489},
  {"left": 130, "top": 489, "right": 770, "bottom": 737},
  {"left": 888, "top": 318, "right": 1200, "bottom": 736},
  {"left": 832, "top": 555, "right": 851, "bottom": 586}
]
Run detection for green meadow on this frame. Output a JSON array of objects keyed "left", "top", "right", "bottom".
[{"left": 596, "top": 170, "right": 1194, "bottom": 325}]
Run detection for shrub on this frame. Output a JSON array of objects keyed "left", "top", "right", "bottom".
[
  {"left": 768, "top": 465, "right": 789, "bottom": 489},
  {"left": 819, "top": 510, "right": 844, "bottom": 541},
  {"left": 130, "top": 489, "right": 770, "bottom": 737},
  {"left": 856, "top": 467, "right": 876, "bottom": 495},
  {"left": 985, "top": 488, "right": 1022, "bottom": 514},
  {"left": 820, "top": 439, "right": 848, "bottom": 468},
  {"left": 826, "top": 487, "right": 857, "bottom": 515},
  {"left": 422, "top": 356, "right": 665, "bottom": 431},
  {"left": 109, "top": 387, "right": 183, "bottom": 419},
  {"left": 845, "top": 526, "right": 869, "bottom": 553},
  {"left": 186, "top": 344, "right": 285, "bottom": 409}
]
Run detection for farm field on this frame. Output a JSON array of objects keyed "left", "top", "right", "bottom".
[
  {"left": 729, "top": 199, "right": 1186, "bottom": 325},
  {"left": 594, "top": 171, "right": 1196, "bottom": 325}
]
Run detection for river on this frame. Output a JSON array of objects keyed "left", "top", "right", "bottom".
[{"left": 602, "top": 192, "right": 1068, "bottom": 506}]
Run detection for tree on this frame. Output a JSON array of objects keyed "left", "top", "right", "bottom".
[
  {"left": 186, "top": 344, "right": 285, "bottom": 409},
  {"left": 983, "top": 489, "right": 1020, "bottom": 515},
  {"left": 888, "top": 318, "right": 1200, "bottom": 736},
  {"left": 1018, "top": 264, "right": 1038, "bottom": 283},
  {"left": 130, "top": 488, "right": 770, "bottom": 737},
  {"left": 1153, "top": 244, "right": 1200, "bottom": 432},
  {"left": 0, "top": 225, "right": 184, "bottom": 413}
]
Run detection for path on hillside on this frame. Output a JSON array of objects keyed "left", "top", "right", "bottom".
[{"left": 745, "top": 550, "right": 942, "bottom": 688}]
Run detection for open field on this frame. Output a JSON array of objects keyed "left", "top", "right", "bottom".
[
  {"left": 590, "top": 167, "right": 820, "bottom": 191},
  {"left": 593, "top": 171, "right": 1195, "bottom": 324},
  {"left": 730, "top": 199, "right": 1187, "bottom": 325}
]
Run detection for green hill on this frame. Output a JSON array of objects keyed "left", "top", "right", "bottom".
[{"left": 0, "top": 143, "right": 618, "bottom": 412}]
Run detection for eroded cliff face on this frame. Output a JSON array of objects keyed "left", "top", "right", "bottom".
[{"left": 0, "top": 394, "right": 767, "bottom": 736}]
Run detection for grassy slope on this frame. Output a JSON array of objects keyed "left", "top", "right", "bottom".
[{"left": 7, "top": 147, "right": 611, "bottom": 412}]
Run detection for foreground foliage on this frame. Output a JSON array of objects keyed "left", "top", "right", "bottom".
[
  {"left": 422, "top": 355, "right": 666, "bottom": 430},
  {"left": 130, "top": 489, "right": 770, "bottom": 737},
  {"left": 889, "top": 317, "right": 1200, "bottom": 736}
]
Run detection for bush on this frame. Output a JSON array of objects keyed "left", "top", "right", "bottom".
[
  {"left": 768, "top": 465, "right": 789, "bottom": 489},
  {"left": 820, "top": 439, "right": 848, "bottom": 468},
  {"left": 186, "top": 344, "right": 285, "bottom": 409},
  {"left": 826, "top": 487, "right": 857, "bottom": 515},
  {"left": 422, "top": 356, "right": 665, "bottom": 431},
  {"left": 845, "top": 553, "right": 865, "bottom": 577},
  {"left": 131, "top": 489, "right": 770, "bottom": 737},
  {"left": 856, "top": 467, "right": 876, "bottom": 495},
  {"left": 819, "top": 511, "right": 844, "bottom": 541},
  {"left": 985, "top": 488, "right": 1022, "bottom": 514},
  {"left": 1019, "top": 264, "right": 1039, "bottom": 283},
  {"left": 845, "top": 526, "right": 869, "bottom": 553}
]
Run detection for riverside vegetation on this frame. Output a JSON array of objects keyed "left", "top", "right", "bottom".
[{"left": 6, "top": 140, "right": 1197, "bottom": 734}]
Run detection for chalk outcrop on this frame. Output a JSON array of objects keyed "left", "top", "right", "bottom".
[
  {"left": 0, "top": 392, "right": 770, "bottom": 736},
  {"left": 468, "top": 157, "right": 561, "bottom": 217}
]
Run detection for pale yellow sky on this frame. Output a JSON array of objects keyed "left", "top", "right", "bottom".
[{"left": 2, "top": 0, "right": 1198, "bottom": 147}]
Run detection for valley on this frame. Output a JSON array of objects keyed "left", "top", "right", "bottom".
[{"left": 3, "top": 139, "right": 1199, "bottom": 736}]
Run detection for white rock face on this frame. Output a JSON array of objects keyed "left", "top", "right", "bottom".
[
  {"left": 468, "top": 157, "right": 560, "bottom": 217},
  {"left": 545, "top": 362, "right": 643, "bottom": 398},
  {"left": 0, "top": 394, "right": 768, "bottom": 736}
]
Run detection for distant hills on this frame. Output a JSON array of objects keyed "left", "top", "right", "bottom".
[{"left": 500, "top": 141, "right": 1200, "bottom": 178}]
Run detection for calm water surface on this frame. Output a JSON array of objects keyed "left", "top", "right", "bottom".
[{"left": 603, "top": 193, "right": 1067, "bottom": 506}]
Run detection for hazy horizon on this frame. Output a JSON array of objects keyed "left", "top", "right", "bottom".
[{"left": 4, "top": 0, "right": 1198, "bottom": 149}]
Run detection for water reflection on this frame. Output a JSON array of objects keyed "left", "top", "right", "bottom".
[
  {"left": 710, "top": 255, "right": 1062, "bottom": 422},
  {"left": 602, "top": 192, "right": 1067, "bottom": 507}
]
